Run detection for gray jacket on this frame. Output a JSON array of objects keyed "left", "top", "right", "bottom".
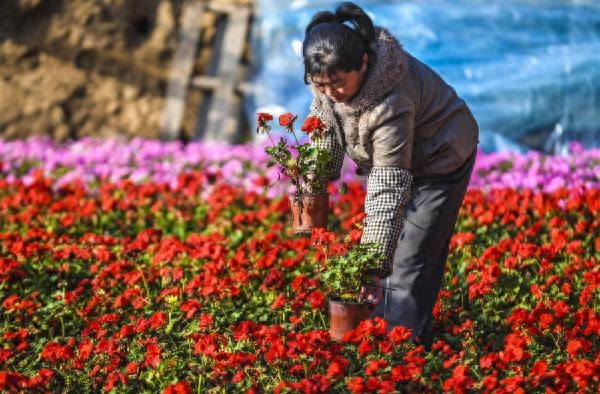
[
  {"left": 310, "top": 27, "right": 478, "bottom": 277},
  {"left": 312, "top": 27, "right": 479, "bottom": 179}
]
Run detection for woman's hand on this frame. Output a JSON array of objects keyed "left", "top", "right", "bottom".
[{"left": 359, "top": 274, "right": 383, "bottom": 306}]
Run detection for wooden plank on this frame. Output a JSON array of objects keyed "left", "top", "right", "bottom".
[
  {"left": 190, "top": 75, "right": 254, "bottom": 94},
  {"left": 159, "top": 0, "right": 203, "bottom": 140},
  {"left": 190, "top": 75, "right": 220, "bottom": 90},
  {"left": 206, "top": 3, "right": 237, "bottom": 14},
  {"left": 201, "top": 6, "right": 250, "bottom": 143}
]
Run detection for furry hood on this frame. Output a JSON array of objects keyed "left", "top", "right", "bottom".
[{"left": 310, "top": 27, "right": 408, "bottom": 146}]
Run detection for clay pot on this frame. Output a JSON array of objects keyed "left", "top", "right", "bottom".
[
  {"left": 328, "top": 298, "right": 373, "bottom": 341},
  {"left": 289, "top": 193, "right": 328, "bottom": 235}
]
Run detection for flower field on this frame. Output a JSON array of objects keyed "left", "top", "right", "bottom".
[{"left": 0, "top": 138, "right": 598, "bottom": 393}]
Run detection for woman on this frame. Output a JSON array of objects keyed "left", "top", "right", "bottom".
[{"left": 304, "top": 2, "right": 479, "bottom": 348}]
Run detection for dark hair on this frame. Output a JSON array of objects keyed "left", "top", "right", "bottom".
[{"left": 302, "top": 2, "right": 376, "bottom": 84}]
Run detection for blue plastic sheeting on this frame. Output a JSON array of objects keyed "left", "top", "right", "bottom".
[{"left": 245, "top": 0, "right": 600, "bottom": 153}]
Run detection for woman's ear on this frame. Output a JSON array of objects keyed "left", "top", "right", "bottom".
[{"left": 361, "top": 53, "right": 368, "bottom": 71}]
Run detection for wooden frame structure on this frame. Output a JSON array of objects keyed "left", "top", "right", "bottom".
[{"left": 160, "top": 0, "right": 252, "bottom": 142}]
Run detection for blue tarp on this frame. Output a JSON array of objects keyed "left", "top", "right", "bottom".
[{"left": 245, "top": 0, "right": 600, "bottom": 153}]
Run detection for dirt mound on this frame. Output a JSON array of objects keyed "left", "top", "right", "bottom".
[{"left": 0, "top": 0, "right": 251, "bottom": 141}]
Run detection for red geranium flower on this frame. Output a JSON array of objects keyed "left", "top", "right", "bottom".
[
  {"left": 0, "top": 349, "right": 12, "bottom": 363},
  {"left": 143, "top": 341, "right": 162, "bottom": 368},
  {"left": 256, "top": 112, "right": 274, "bottom": 134},
  {"left": 278, "top": 112, "right": 298, "bottom": 131},
  {"left": 365, "top": 359, "right": 388, "bottom": 376},
  {"left": 389, "top": 325, "right": 412, "bottom": 344},
  {"left": 346, "top": 377, "right": 366, "bottom": 393},
  {"left": 198, "top": 313, "right": 214, "bottom": 329},
  {"left": 257, "top": 112, "right": 273, "bottom": 124},
  {"left": 301, "top": 115, "right": 326, "bottom": 137},
  {"left": 163, "top": 381, "right": 192, "bottom": 394},
  {"left": 311, "top": 228, "right": 337, "bottom": 247},
  {"left": 149, "top": 311, "right": 168, "bottom": 329},
  {"left": 41, "top": 342, "right": 74, "bottom": 363},
  {"left": 326, "top": 358, "right": 349, "bottom": 379},
  {"left": 78, "top": 339, "right": 93, "bottom": 360}
]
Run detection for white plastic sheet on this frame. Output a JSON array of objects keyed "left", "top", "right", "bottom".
[{"left": 245, "top": 0, "right": 600, "bottom": 153}]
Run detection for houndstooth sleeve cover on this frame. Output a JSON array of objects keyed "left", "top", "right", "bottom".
[
  {"left": 362, "top": 167, "right": 412, "bottom": 278},
  {"left": 360, "top": 98, "right": 415, "bottom": 278}
]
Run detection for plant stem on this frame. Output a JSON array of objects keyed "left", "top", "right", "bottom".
[
  {"left": 290, "top": 129, "right": 305, "bottom": 194},
  {"left": 319, "top": 310, "right": 327, "bottom": 330},
  {"left": 137, "top": 266, "right": 152, "bottom": 303},
  {"left": 266, "top": 130, "right": 275, "bottom": 146},
  {"left": 197, "top": 373, "right": 204, "bottom": 394},
  {"left": 290, "top": 124, "right": 301, "bottom": 147}
]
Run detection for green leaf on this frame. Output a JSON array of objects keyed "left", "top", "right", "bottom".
[{"left": 339, "top": 183, "right": 348, "bottom": 195}]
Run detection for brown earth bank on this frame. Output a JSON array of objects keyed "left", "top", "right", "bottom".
[{"left": 0, "top": 0, "right": 253, "bottom": 141}]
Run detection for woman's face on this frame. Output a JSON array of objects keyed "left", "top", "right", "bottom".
[{"left": 310, "top": 55, "right": 368, "bottom": 103}]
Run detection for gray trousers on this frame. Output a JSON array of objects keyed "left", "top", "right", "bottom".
[{"left": 372, "top": 152, "right": 476, "bottom": 348}]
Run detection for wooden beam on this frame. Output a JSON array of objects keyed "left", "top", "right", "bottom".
[
  {"left": 201, "top": 6, "right": 251, "bottom": 143},
  {"left": 190, "top": 76, "right": 254, "bottom": 94},
  {"left": 190, "top": 75, "right": 220, "bottom": 90},
  {"left": 159, "top": 0, "right": 203, "bottom": 140}
]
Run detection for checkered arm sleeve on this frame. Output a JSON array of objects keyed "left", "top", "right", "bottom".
[
  {"left": 361, "top": 167, "right": 413, "bottom": 278},
  {"left": 309, "top": 107, "right": 344, "bottom": 181}
]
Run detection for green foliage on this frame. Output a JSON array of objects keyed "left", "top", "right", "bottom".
[{"left": 320, "top": 243, "right": 384, "bottom": 302}]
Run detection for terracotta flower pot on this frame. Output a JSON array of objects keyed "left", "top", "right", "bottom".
[
  {"left": 328, "top": 298, "right": 373, "bottom": 341},
  {"left": 290, "top": 193, "right": 328, "bottom": 235}
]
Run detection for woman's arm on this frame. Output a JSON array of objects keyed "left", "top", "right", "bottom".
[{"left": 361, "top": 96, "right": 415, "bottom": 278}]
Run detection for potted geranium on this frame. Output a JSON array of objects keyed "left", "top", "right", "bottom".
[
  {"left": 256, "top": 112, "right": 332, "bottom": 235},
  {"left": 312, "top": 227, "right": 385, "bottom": 341}
]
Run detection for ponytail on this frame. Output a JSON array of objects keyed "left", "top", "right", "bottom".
[
  {"left": 305, "top": 11, "right": 336, "bottom": 36},
  {"left": 302, "top": 2, "right": 377, "bottom": 83},
  {"left": 334, "top": 2, "right": 375, "bottom": 48}
]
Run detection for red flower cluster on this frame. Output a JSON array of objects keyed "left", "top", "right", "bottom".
[
  {"left": 256, "top": 112, "right": 273, "bottom": 125},
  {"left": 278, "top": 112, "right": 298, "bottom": 131},
  {"left": 301, "top": 115, "right": 327, "bottom": 138}
]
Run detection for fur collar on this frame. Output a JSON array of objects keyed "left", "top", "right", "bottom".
[{"left": 310, "top": 27, "right": 408, "bottom": 146}]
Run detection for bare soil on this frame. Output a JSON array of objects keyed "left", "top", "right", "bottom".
[{"left": 0, "top": 0, "right": 252, "bottom": 141}]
